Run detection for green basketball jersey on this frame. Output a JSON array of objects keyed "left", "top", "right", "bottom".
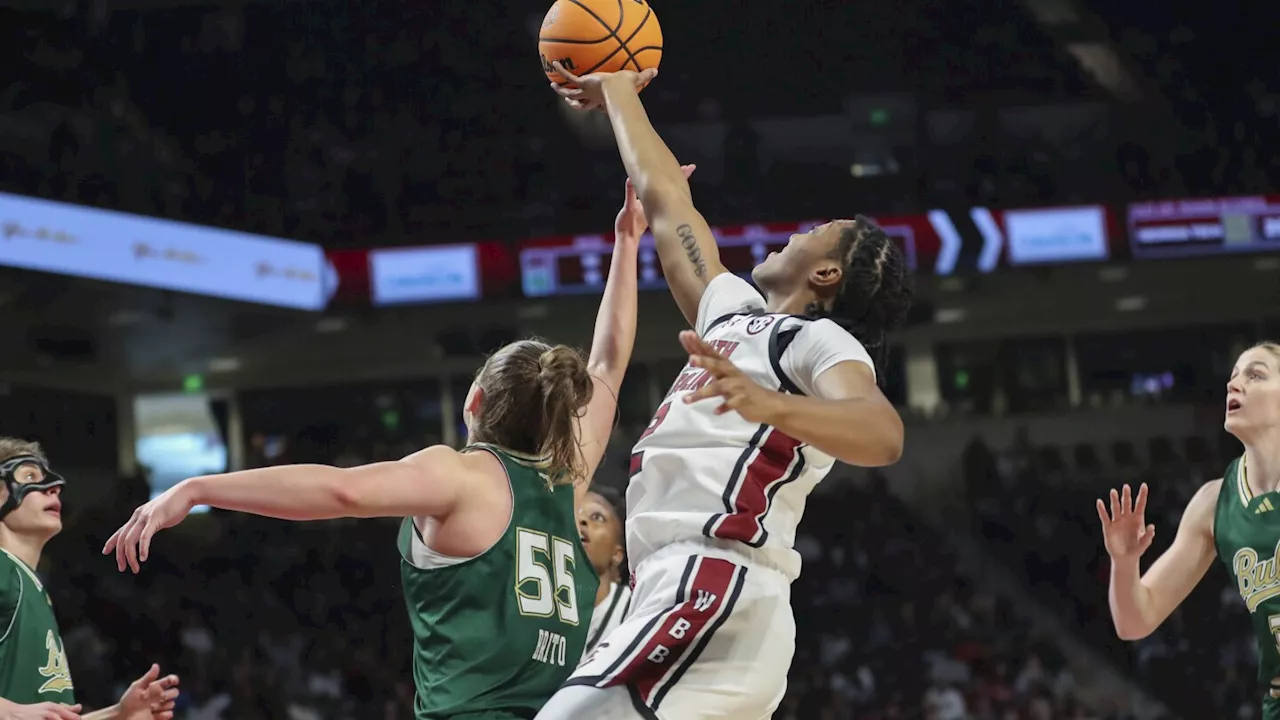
[
  {"left": 1215, "top": 455, "right": 1280, "bottom": 715},
  {"left": 397, "top": 444, "right": 599, "bottom": 719},
  {"left": 0, "top": 549, "right": 75, "bottom": 706}
]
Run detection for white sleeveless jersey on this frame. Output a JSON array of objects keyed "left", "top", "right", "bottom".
[{"left": 626, "top": 273, "right": 876, "bottom": 581}]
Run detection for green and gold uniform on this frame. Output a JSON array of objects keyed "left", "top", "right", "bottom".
[
  {"left": 397, "top": 444, "right": 599, "bottom": 719},
  {"left": 1216, "top": 456, "right": 1280, "bottom": 719},
  {"left": 0, "top": 549, "right": 74, "bottom": 705}
]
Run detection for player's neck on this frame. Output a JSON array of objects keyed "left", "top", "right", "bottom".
[
  {"left": 1244, "top": 438, "right": 1280, "bottom": 495},
  {"left": 0, "top": 530, "right": 44, "bottom": 571},
  {"left": 595, "top": 576, "right": 613, "bottom": 606},
  {"left": 762, "top": 289, "right": 813, "bottom": 316}
]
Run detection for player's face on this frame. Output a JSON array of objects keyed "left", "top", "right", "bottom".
[
  {"left": 751, "top": 221, "right": 847, "bottom": 293},
  {"left": 1225, "top": 347, "right": 1280, "bottom": 437},
  {"left": 0, "top": 462, "right": 62, "bottom": 538},
  {"left": 577, "top": 492, "right": 623, "bottom": 579}
]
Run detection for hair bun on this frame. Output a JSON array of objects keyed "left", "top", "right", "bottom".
[{"left": 538, "top": 345, "right": 592, "bottom": 397}]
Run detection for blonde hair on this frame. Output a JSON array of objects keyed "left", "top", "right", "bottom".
[
  {"left": 0, "top": 438, "right": 45, "bottom": 465},
  {"left": 1253, "top": 341, "right": 1280, "bottom": 358},
  {"left": 472, "top": 340, "right": 593, "bottom": 487}
]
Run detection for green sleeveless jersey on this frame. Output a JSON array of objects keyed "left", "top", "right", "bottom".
[
  {"left": 0, "top": 549, "right": 74, "bottom": 705},
  {"left": 397, "top": 444, "right": 599, "bottom": 719},
  {"left": 1215, "top": 456, "right": 1280, "bottom": 717}
]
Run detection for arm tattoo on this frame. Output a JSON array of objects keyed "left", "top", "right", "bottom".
[{"left": 676, "top": 223, "right": 707, "bottom": 278}]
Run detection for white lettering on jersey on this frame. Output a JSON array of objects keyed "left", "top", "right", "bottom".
[
  {"left": 692, "top": 590, "right": 717, "bottom": 613},
  {"left": 532, "top": 629, "right": 568, "bottom": 667}
]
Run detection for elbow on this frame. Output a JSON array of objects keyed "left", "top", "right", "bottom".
[
  {"left": 881, "top": 419, "right": 905, "bottom": 465},
  {"left": 1111, "top": 608, "right": 1155, "bottom": 640},
  {"left": 328, "top": 471, "right": 366, "bottom": 516},
  {"left": 864, "top": 413, "right": 905, "bottom": 467},
  {"left": 586, "top": 360, "right": 626, "bottom": 393},
  {"left": 1114, "top": 621, "right": 1153, "bottom": 641}
]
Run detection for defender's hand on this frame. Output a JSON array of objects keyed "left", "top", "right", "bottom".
[
  {"left": 615, "top": 165, "right": 695, "bottom": 243},
  {"left": 1097, "top": 483, "right": 1156, "bottom": 561},
  {"left": 103, "top": 483, "right": 197, "bottom": 573},
  {"left": 680, "top": 330, "right": 785, "bottom": 424}
]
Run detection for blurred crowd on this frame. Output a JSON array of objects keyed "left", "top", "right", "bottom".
[
  {"left": 4, "top": 0, "right": 1280, "bottom": 717},
  {"left": 2, "top": 0, "right": 1276, "bottom": 255},
  {"left": 48, "top": 461, "right": 1115, "bottom": 720},
  {"left": 968, "top": 427, "right": 1260, "bottom": 719}
]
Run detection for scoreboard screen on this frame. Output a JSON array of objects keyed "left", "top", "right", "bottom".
[
  {"left": 1128, "top": 196, "right": 1280, "bottom": 260},
  {"left": 520, "top": 219, "right": 926, "bottom": 297}
]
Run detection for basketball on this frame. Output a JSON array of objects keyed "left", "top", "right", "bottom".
[{"left": 539, "top": 0, "right": 663, "bottom": 86}]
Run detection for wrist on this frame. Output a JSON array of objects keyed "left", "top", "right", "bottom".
[
  {"left": 759, "top": 391, "right": 794, "bottom": 429},
  {"left": 1109, "top": 554, "right": 1141, "bottom": 576},
  {"left": 601, "top": 73, "right": 638, "bottom": 98},
  {"left": 176, "top": 477, "right": 205, "bottom": 509}
]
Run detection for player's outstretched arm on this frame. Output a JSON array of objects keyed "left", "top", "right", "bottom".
[
  {"left": 574, "top": 172, "right": 689, "bottom": 500},
  {"left": 0, "top": 698, "right": 83, "bottom": 719},
  {"left": 1099, "top": 481, "right": 1218, "bottom": 640},
  {"left": 103, "top": 446, "right": 474, "bottom": 573},
  {"left": 551, "top": 65, "right": 727, "bottom": 327}
]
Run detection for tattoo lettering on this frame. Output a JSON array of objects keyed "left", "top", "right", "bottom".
[{"left": 676, "top": 223, "right": 707, "bottom": 278}]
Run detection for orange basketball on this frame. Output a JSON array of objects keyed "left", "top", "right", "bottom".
[{"left": 539, "top": 0, "right": 663, "bottom": 86}]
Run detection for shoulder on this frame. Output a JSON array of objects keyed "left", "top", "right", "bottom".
[
  {"left": 696, "top": 274, "right": 766, "bottom": 335},
  {"left": 777, "top": 317, "right": 876, "bottom": 393},
  {"left": 400, "top": 444, "right": 508, "bottom": 497},
  {"left": 0, "top": 553, "right": 21, "bottom": 636},
  {"left": 1191, "top": 478, "right": 1224, "bottom": 507},
  {"left": 1186, "top": 478, "right": 1223, "bottom": 534},
  {"left": 0, "top": 552, "right": 20, "bottom": 596}
]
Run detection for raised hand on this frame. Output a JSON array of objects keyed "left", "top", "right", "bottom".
[
  {"left": 615, "top": 164, "right": 695, "bottom": 242},
  {"left": 116, "top": 664, "right": 180, "bottom": 720},
  {"left": 1097, "top": 483, "right": 1156, "bottom": 561}
]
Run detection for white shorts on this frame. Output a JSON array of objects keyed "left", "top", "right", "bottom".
[{"left": 563, "top": 544, "right": 795, "bottom": 720}]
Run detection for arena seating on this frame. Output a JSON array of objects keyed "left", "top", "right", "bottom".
[{"left": 968, "top": 429, "right": 1259, "bottom": 719}]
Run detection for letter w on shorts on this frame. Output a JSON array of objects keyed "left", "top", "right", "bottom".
[{"left": 568, "top": 556, "right": 747, "bottom": 713}]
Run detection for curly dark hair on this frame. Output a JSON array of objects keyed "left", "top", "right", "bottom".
[{"left": 802, "top": 215, "right": 913, "bottom": 375}]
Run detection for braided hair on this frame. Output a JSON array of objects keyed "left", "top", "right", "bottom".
[{"left": 802, "top": 215, "right": 913, "bottom": 375}]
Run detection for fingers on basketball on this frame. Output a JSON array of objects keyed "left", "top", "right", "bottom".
[{"left": 538, "top": 0, "right": 663, "bottom": 87}]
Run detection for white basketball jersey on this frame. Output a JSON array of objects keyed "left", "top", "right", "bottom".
[
  {"left": 626, "top": 273, "right": 876, "bottom": 581},
  {"left": 583, "top": 581, "right": 631, "bottom": 655}
]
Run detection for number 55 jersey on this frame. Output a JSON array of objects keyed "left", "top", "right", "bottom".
[{"left": 397, "top": 443, "right": 599, "bottom": 720}]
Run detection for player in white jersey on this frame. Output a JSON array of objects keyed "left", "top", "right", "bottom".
[
  {"left": 539, "top": 67, "right": 912, "bottom": 719},
  {"left": 579, "top": 486, "right": 631, "bottom": 655}
]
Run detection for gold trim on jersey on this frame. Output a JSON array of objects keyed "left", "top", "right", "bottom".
[
  {"left": 1239, "top": 455, "right": 1254, "bottom": 508},
  {"left": 0, "top": 549, "right": 43, "bottom": 592}
]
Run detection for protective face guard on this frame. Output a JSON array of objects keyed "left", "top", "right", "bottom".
[{"left": 0, "top": 455, "right": 65, "bottom": 521}]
